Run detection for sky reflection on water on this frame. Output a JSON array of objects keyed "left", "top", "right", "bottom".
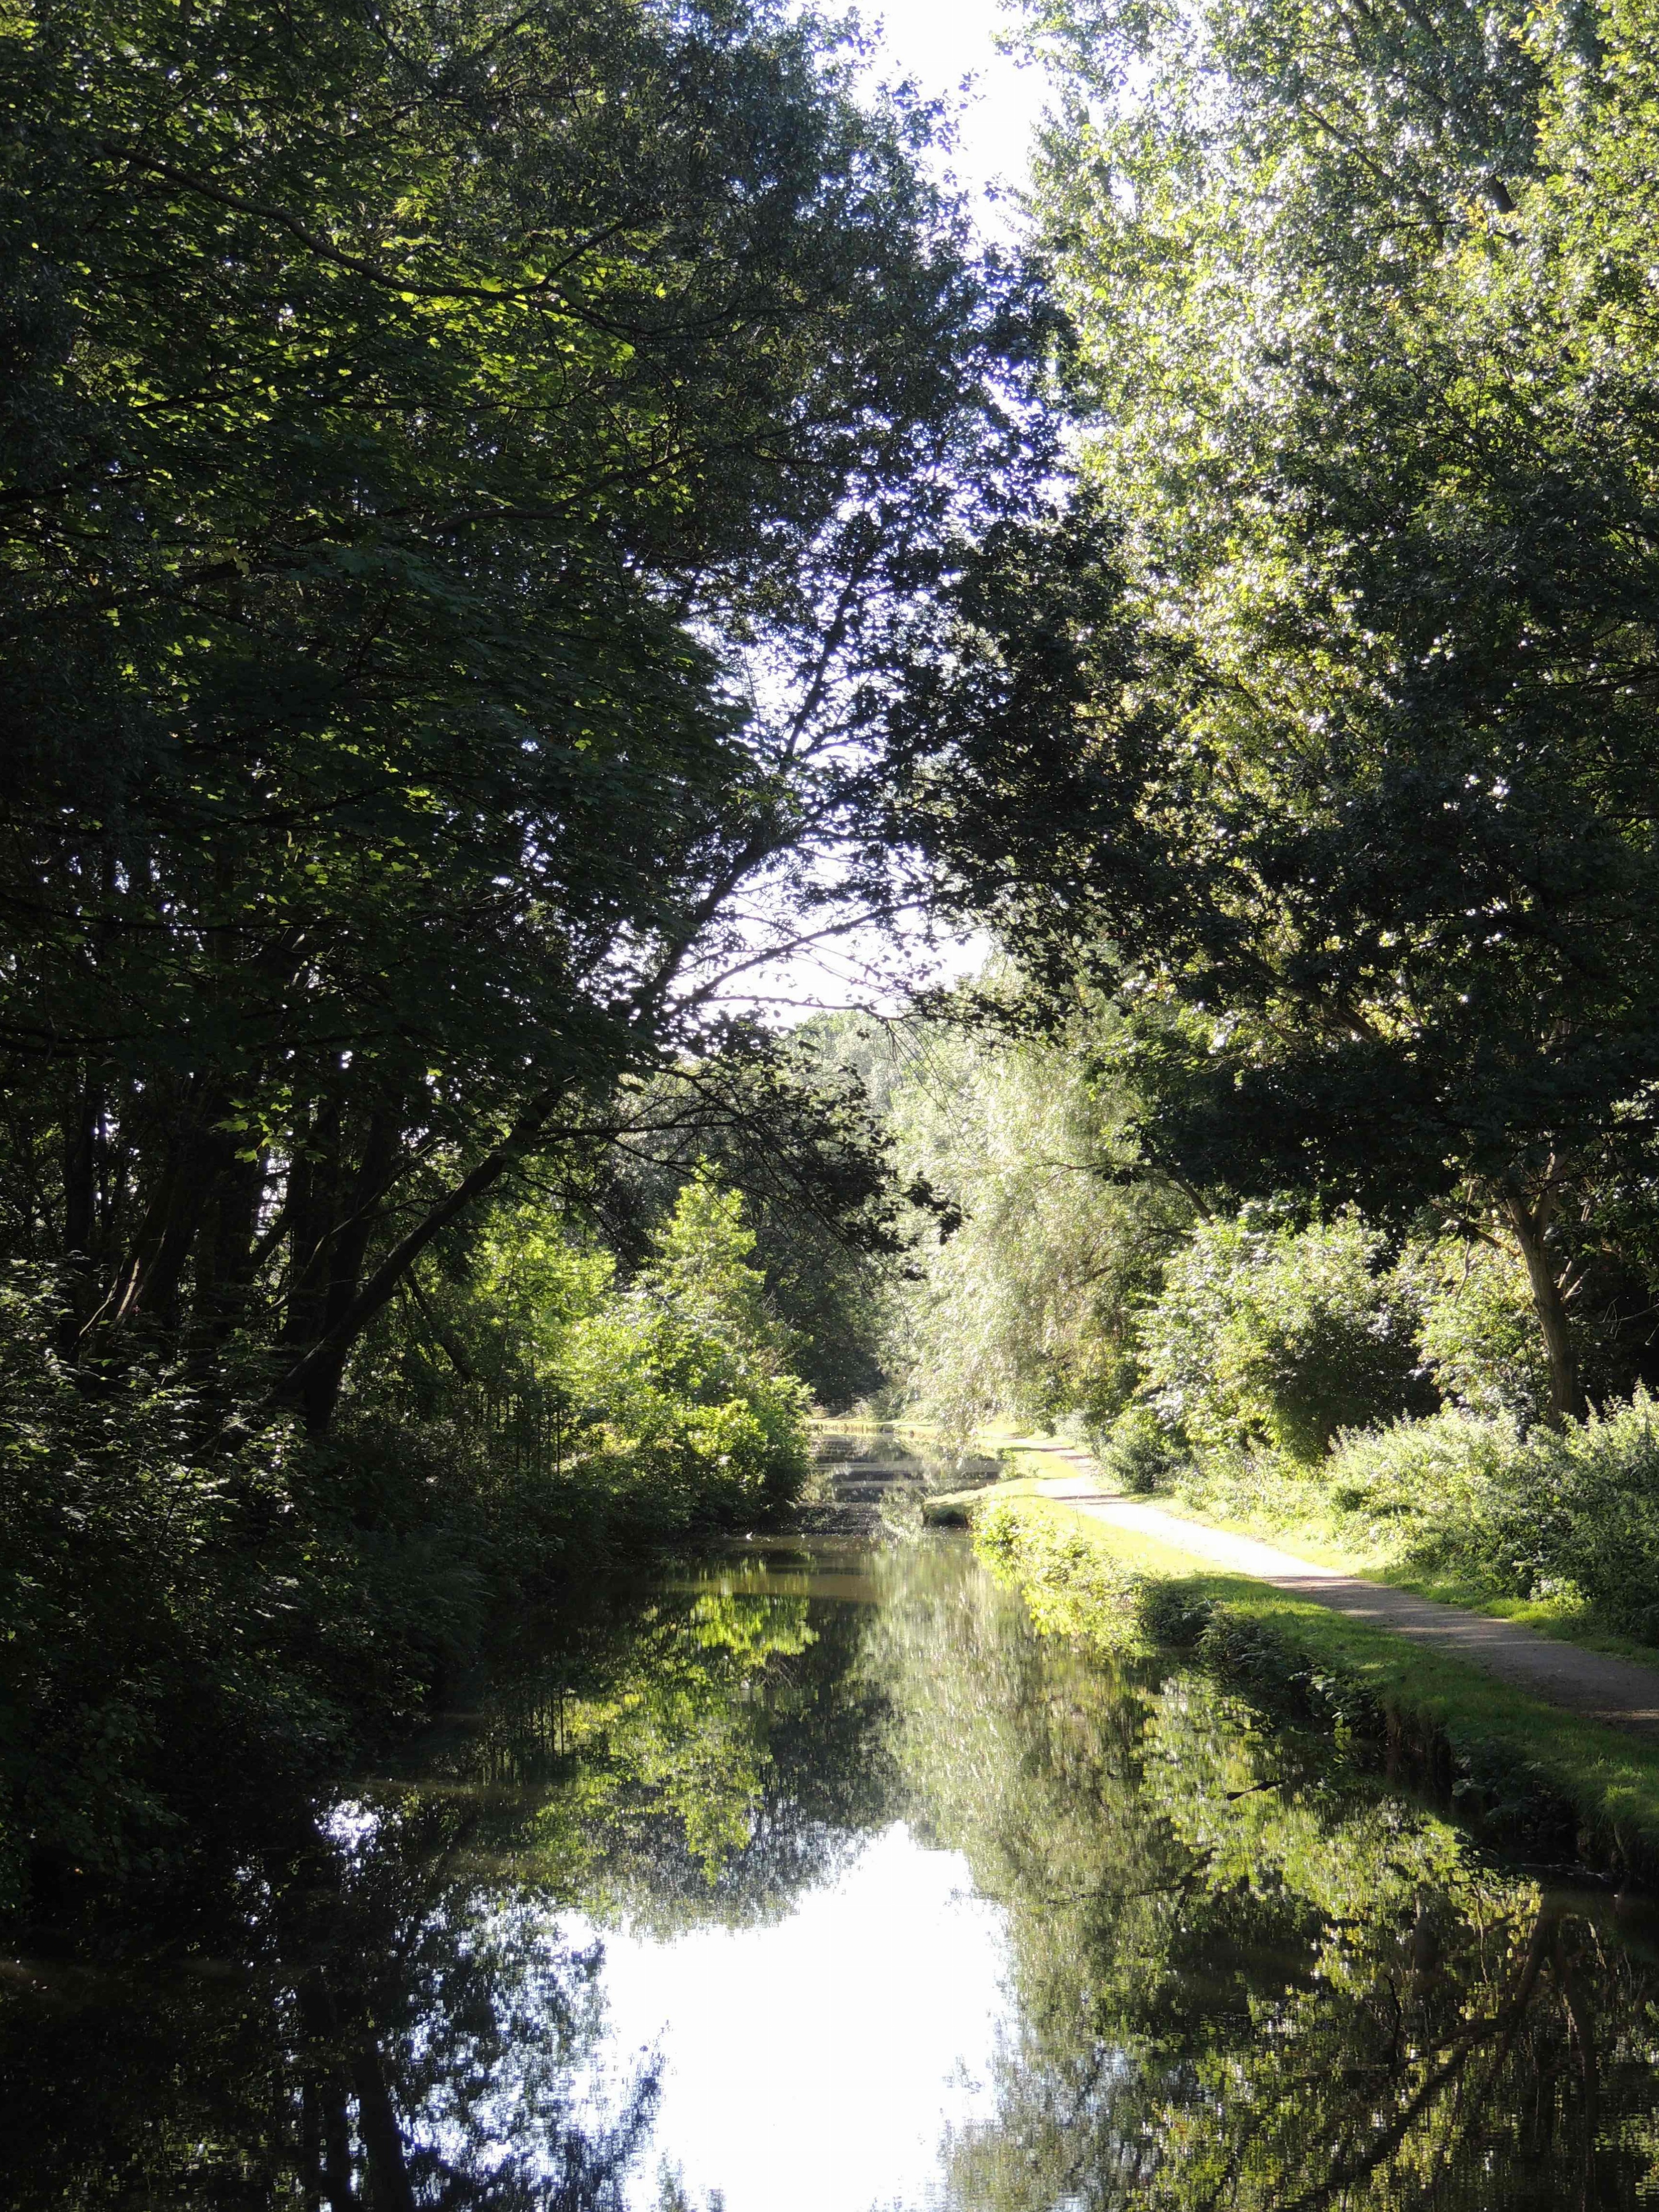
[{"left": 577, "top": 1822, "right": 1009, "bottom": 2212}]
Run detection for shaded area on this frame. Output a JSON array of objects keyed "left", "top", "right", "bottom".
[
  {"left": 0, "top": 1565, "right": 900, "bottom": 2209},
  {"left": 10, "top": 1540, "right": 1659, "bottom": 2207}
]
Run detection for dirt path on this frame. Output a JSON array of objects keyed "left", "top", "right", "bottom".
[{"left": 1010, "top": 1442, "right": 1659, "bottom": 1742}]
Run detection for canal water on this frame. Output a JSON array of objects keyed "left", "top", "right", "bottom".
[{"left": 8, "top": 1436, "right": 1659, "bottom": 2208}]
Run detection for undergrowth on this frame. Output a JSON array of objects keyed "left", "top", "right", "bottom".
[{"left": 1164, "top": 1395, "right": 1659, "bottom": 1643}]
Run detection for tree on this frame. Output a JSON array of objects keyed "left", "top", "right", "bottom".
[
  {"left": 561, "top": 1171, "right": 816, "bottom": 1519},
  {"left": 576, "top": 1023, "right": 931, "bottom": 1413},
  {"left": 1138, "top": 1210, "right": 1432, "bottom": 1461},
  {"left": 888, "top": 1006, "right": 1192, "bottom": 1437},
  {"left": 0, "top": 0, "right": 1039, "bottom": 1426},
  {"left": 890, "top": 0, "right": 1659, "bottom": 1422}
]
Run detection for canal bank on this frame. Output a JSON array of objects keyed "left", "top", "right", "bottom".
[{"left": 929, "top": 1461, "right": 1659, "bottom": 1883}]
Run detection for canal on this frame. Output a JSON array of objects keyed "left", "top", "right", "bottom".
[{"left": 6, "top": 1437, "right": 1659, "bottom": 2208}]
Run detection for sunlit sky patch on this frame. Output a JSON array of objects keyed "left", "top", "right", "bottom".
[{"left": 860, "top": 0, "right": 1050, "bottom": 233}]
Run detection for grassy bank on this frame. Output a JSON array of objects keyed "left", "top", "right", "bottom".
[
  {"left": 976, "top": 1437, "right": 1659, "bottom": 1672},
  {"left": 964, "top": 1489, "right": 1659, "bottom": 1880}
]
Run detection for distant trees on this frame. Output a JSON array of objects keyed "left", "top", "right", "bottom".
[
  {"left": 890, "top": 1011, "right": 1192, "bottom": 1438},
  {"left": 890, "top": 0, "right": 1659, "bottom": 1422}
]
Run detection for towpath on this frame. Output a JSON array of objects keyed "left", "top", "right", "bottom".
[{"left": 1000, "top": 1441, "right": 1659, "bottom": 1743}]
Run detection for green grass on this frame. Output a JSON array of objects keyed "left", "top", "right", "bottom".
[
  {"left": 964, "top": 1489, "right": 1659, "bottom": 1875},
  {"left": 969, "top": 1441, "right": 1659, "bottom": 1671}
]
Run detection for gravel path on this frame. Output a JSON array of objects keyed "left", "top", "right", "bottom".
[{"left": 1013, "top": 1442, "right": 1659, "bottom": 1743}]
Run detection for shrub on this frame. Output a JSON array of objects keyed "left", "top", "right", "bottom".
[
  {"left": 563, "top": 1173, "right": 812, "bottom": 1526},
  {"left": 1322, "top": 1409, "right": 1552, "bottom": 1593},
  {"left": 0, "top": 1269, "right": 398, "bottom": 1912},
  {"left": 1139, "top": 1211, "right": 1433, "bottom": 1463},
  {"left": 1324, "top": 1395, "right": 1659, "bottom": 1640},
  {"left": 1093, "top": 1403, "right": 1184, "bottom": 1494},
  {"left": 1542, "top": 1400, "right": 1659, "bottom": 1641},
  {"left": 1134, "top": 1578, "right": 1214, "bottom": 1647},
  {"left": 1410, "top": 1240, "right": 1552, "bottom": 1426},
  {"left": 359, "top": 1172, "right": 814, "bottom": 1540}
]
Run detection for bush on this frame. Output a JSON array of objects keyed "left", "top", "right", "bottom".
[
  {"left": 1134, "top": 1577, "right": 1215, "bottom": 1647},
  {"left": 1, "top": 1172, "right": 814, "bottom": 1919},
  {"left": 1092, "top": 1403, "right": 1184, "bottom": 1494},
  {"left": 1322, "top": 1409, "right": 1548, "bottom": 1591},
  {"left": 1324, "top": 1395, "right": 1659, "bottom": 1640},
  {"left": 1410, "top": 1240, "right": 1552, "bottom": 1426},
  {"left": 1139, "top": 1210, "right": 1434, "bottom": 1463},
  {"left": 0, "top": 1269, "right": 410, "bottom": 1913},
  {"left": 562, "top": 1173, "right": 812, "bottom": 1526},
  {"left": 358, "top": 1171, "right": 814, "bottom": 1540}
]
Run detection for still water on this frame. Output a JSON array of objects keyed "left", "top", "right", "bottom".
[{"left": 8, "top": 1473, "right": 1659, "bottom": 2207}]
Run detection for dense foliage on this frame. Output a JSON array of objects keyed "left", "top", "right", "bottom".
[
  {"left": 16, "top": 0, "right": 1659, "bottom": 2080},
  {"left": 1138, "top": 1211, "right": 1433, "bottom": 1463},
  {"left": 0, "top": 0, "right": 1031, "bottom": 1425},
  {"left": 0, "top": 0, "right": 1030, "bottom": 1921},
  {"left": 887, "top": 0, "right": 1659, "bottom": 1425},
  {"left": 0, "top": 1174, "right": 814, "bottom": 1911}
]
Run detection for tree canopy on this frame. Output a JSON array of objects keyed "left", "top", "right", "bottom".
[
  {"left": 0, "top": 0, "right": 1038, "bottom": 1423},
  {"left": 890, "top": 0, "right": 1659, "bottom": 1419}
]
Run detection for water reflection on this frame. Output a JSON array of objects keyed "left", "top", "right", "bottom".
[
  {"left": 583, "top": 1824, "right": 1008, "bottom": 2212},
  {"left": 7, "top": 1540, "right": 1659, "bottom": 2208},
  {"left": 877, "top": 1553, "right": 1659, "bottom": 2211}
]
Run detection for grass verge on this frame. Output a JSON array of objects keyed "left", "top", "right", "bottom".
[
  {"left": 964, "top": 1442, "right": 1659, "bottom": 1670},
  {"left": 965, "top": 1489, "right": 1659, "bottom": 1882}
]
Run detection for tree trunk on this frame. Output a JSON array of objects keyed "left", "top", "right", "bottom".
[
  {"left": 291, "top": 1107, "right": 400, "bottom": 1433},
  {"left": 199, "top": 1143, "right": 268, "bottom": 1342},
  {"left": 58, "top": 1079, "right": 101, "bottom": 1358},
  {"left": 270, "top": 1084, "right": 566, "bottom": 1432},
  {"left": 109, "top": 1086, "right": 231, "bottom": 1338},
  {"left": 351, "top": 2044, "right": 418, "bottom": 2212},
  {"left": 1501, "top": 1175, "right": 1582, "bottom": 1425},
  {"left": 62, "top": 1081, "right": 98, "bottom": 1259},
  {"left": 282, "top": 1088, "right": 340, "bottom": 1351}
]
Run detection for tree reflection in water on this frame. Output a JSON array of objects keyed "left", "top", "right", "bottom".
[
  {"left": 869, "top": 1547, "right": 1659, "bottom": 2212},
  {"left": 1, "top": 1572, "right": 869, "bottom": 2211},
  {"left": 2, "top": 1793, "right": 661, "bottom": 2210},
  {"left": 9, "top": 1543, "right": 1659, "bottom": 2209}
]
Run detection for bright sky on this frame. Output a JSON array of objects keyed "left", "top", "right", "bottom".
[
  {"left": 569, "top": 1824, "right": 1013, "bottom": 2212},
  {"left": 860, "top": 0, "right": 1050, "bottom": 230},
  {"left": 702, "top": 2, "right": 1045, "bottom": 1022}
]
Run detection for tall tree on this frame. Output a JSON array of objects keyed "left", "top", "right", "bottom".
[
  {"left": 891, "top": 0, "right": 1659, "bottom": 1422},
  {"left": 0, "top": 0, "right": 1040, "bottom": 1424}
]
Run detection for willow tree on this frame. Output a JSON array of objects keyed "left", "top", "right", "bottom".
[
  {"left": 891, "top": 0, "right": 1659, "bottom": 1422},
  {"left": 0, "top": 0, "right": 1041, "bottom": 1426}
]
